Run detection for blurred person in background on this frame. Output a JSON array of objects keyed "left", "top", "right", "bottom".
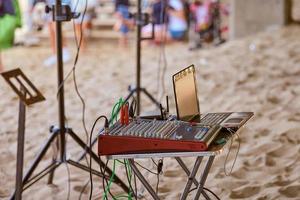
[
  {"left": 30, "top": 0, "right": 47, "bottom": 31},
  {"left": 189, "top": 0, "right": 228, "bottom": 50},
  {"left": 167, "top": 0, "right": 187, "bottom": 41},
  {"left": 114, "top": 0, "right": 134, "bottom": 47},
  {"left": 73, "top": 0, "right": 98, "bottom": 51},
  {"left": 0, "top": 0, "right": 22, "bottom": 72},
  {"left": 142, "top": 0, "right": 168, "bottom": 44}
]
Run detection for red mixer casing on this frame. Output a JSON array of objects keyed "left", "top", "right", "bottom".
[{"left": 98, "top": 134, "right": 207, "bottom": 155}]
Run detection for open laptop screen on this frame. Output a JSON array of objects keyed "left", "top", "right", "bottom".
[{"left": 173, "top": 65, "right": 200, "bottom": 121}]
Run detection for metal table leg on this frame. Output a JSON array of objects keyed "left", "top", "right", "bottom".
[
  {"left": 194, "top": 156, "right": 215, "bottom": 200},
  {"left": 175, "top": 157, "right": 210, "bottom": 200},
  {"left": 128, "top": 159, "right": 160, "bottom": 200},
  {"left": 180, "top": 157, "right": 203, "bottom": 200}
]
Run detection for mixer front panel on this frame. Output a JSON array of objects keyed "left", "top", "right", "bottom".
[{"left": 98, "top": 119, "right": 221, "bottom": 155}]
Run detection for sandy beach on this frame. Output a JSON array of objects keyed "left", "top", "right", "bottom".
[{"left": 1, "top": 24, "right": 300, "bottom": 199}]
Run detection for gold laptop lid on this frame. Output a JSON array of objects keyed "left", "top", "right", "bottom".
[{"left": 173, "top": 65, "right": 200, "bottom": 121}]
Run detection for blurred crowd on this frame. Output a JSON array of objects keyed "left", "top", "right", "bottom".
[{"left": 0, "top": 0, "right": 229, "bottom": 70}]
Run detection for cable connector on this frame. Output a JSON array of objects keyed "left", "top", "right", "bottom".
[
  {"left": 157, "top": 159, "right": 163, "bottom": 175},
  {"left": 104, "top": 117, "right": 109, "bottom": 134}
]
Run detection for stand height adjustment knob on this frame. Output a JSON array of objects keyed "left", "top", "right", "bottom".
[{"left": 45, "top": 5, "right": 52, "bottom": 14}]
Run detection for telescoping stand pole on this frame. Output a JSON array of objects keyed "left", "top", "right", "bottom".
[
  {"left": 54, "top": 0, "right": 66, "bottom": 163},
  {"left": 126, "top": 0, "right": 160, "bottom": 115}
]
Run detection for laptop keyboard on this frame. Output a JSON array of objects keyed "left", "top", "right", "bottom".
[{"left": 200, "top": 113, "right": 231, "bottom": 125}]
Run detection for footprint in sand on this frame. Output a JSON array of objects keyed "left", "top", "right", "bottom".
[
  {"left": 254, "top": 128, "right": 270, "bottom": 138},
  {"left": 73, "top": 185, "right": 88, "bottom": 194},
  {"left": 278, "top": 128, "right": 300, "bottom": 144},
  {"left": 230, "top": 166, "right": 248, "bottom": 179},
  {"left": 266, "top": 175, "right": 292, "bottom": 187},
  {"left": 229, "top": 185, "right": 261, "bottom": 199},
  {"left": 158, "top": 186, "right": 171, "bottom": 194},
  {"left": 0, "top": 189, "right": 9, "bottom": 198},
  {"left": 163, "top": 170, "right": 180, "bottom": 177},
  {"left": 243, "top": 156, "right": 263, "bottom": 167},
  {"left": 266, "top": 144, "right": 298, "bottom": 158},
  {"left": 279, "top": 184, "right": 300, "bottom": 198},
  {"left": 265, "top": 154, "right": 276, "bottom": 166}
]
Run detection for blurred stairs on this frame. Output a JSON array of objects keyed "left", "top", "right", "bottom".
[{"left": 25, "top": 0, "right": 137, "bottom": 43}]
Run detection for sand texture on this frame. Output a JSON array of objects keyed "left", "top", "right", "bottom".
[{"left": 1, "top": 25, "right": 300, "bottom": 199}]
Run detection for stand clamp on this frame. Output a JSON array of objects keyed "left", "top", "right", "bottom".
[{"left": 45, "top": 4, "right": 80, "bottom": 22}]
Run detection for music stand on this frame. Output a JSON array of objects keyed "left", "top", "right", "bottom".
[{"left": 1, "top": 68, "right": 45, "bottom": 200}]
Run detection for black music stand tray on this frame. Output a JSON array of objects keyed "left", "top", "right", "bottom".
[{"left": 1, "top": 68, "right": 129, "bottom": 200}]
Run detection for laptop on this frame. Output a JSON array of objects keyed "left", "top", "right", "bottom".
[
  {"left": 173, "top": 65, "right": 253, "bottom": 129},
  {"left": 172, "top": 65, "right": 201, "bottom": 122}
]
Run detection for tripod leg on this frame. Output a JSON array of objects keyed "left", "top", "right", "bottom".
[
  {"left": 141, "top": 88, "right": 161, "bottom": 108},
  {"left": 66, "top": 129, "right": 130, "bottom": 193},
  {"left": 10, "top": 131, "right": 58, "bottom": 200},
  {"left": 124, "top": 88, "right": 136, "bottom": 102},
  {"left": 47, "top": 137, "right": 59, "bottom": 184},
  {"left": 77, "top": 89, "right": 136, "bottom": 162}
]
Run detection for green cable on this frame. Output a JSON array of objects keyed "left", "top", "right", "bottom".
[
  {"left": 102, "top": 160, "right": 116, "bottom": 200},
  {"left": 103, "top": 98, "right": 123, "bottom": 200},
  {"left": 110, "top": 98, "right": 123, "bottom": 125},
  {"left": 103, "top": 159, "right": 133, "bottom": 200},
  {"left": 124, "top": 159, "right": 133, "bottom": 200},
  {"left": 104, "top": 98, "right": 135, "bottom": 200}
]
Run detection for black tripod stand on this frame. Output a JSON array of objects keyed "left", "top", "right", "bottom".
[
  {"left": 9, "top": 1, "right": 129, "bottom": 199},
  {"left": 125, "top": 0, "right": 161, "bottom": 115},
  {"left": 78, "top": 0, "right": 163, "bottom": 161}
]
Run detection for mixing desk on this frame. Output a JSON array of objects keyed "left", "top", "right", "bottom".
[
  {"left": 98, "top": 118, "right": 222, "bottom": 155},
  {"left": 98, "top": 112, "right": 253, "bottom": 155}
]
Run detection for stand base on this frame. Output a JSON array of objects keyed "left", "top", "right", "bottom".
[
  {"left": 126, "top": 85, "right": 161, "bottom": 111},
  {"left": 9, "top": 128, "right": 129, "bottom": 200}
]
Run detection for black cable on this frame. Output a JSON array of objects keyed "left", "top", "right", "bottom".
[
  {"left": 124, "top": 159, "right": 137, "bottom": 200},
  {"left": 151, "top": 158, "right": 158, "bottom": 167},
  {"left": 98, "top": 158, "right": 109, "bottom": 200},
  {"left": 188, "top": 186, "right": 197, "bottom": 193},
  {"left": 203, "top": 187, "right": 221, "bottom": 200},
  {"left": 100, "top": 158, "right": 118, "bottom": 200},
  {"left": 56, "top": 0, "right": 88, "bottom": 95},
  {"left": 134, "top": 161, "right": 158, "bottom": 175},
  {"left": 187, "top": 186, "right": 220, "bottom": 200},
  {"left": 134, "top": 173, "right": 138, "bottom": 199},
  {"left": 116, "top": 159, "right": 125, "bottom": 164},
  {"left": 224, "top": 128, "right": 240, "bottom": 176},
  {"left": 89, "top": 115, "right": 109, "bottom": 200},
  {"left": 65, "top": 163, "right": 71, "bottom": 200},
  {"left": 78, "top": 179, "right": 90, "bottom": 200},
  {"left": 71, "top": 0, "right": 91, "bottom": 167},
  {"left": 134, "top": 159, "right": 161, "bottom": 195},
  {"left": 156, "top": 159, "right": 163, "bottom": 194},
  {"left": 155, "top": 173, "right": 160, "bottom": 194},
  {"left": 54, "top": 0, "right": 91, "bottom": 172},
  {"left": 129, "top": 97, "right": 137, "bottom": 118}
]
